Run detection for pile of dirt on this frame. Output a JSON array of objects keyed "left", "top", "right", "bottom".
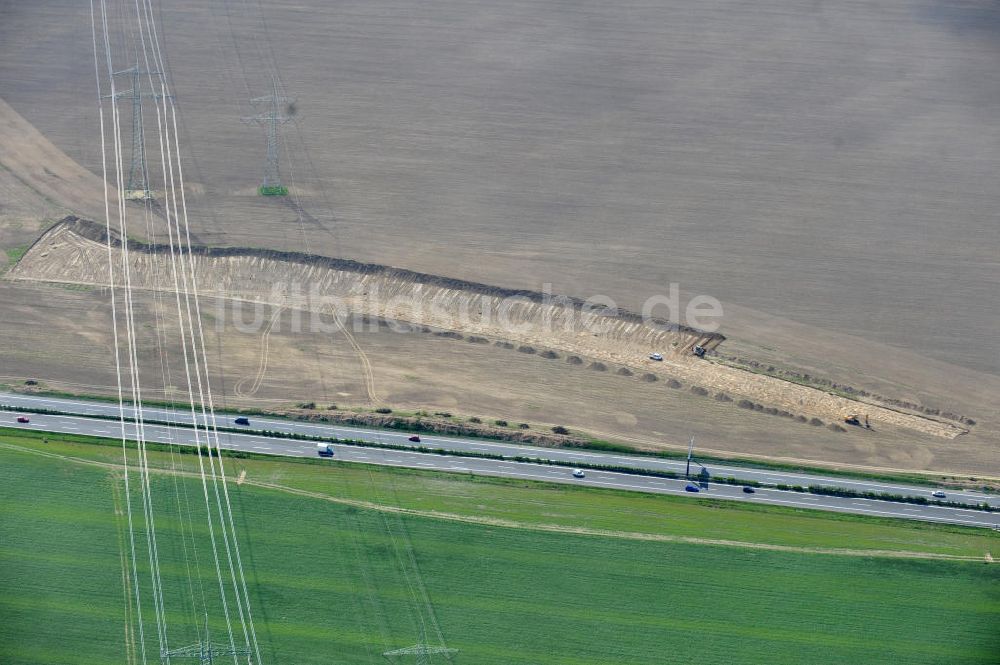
[
  {"left": 63, "top": 215, "right": 724, "bottom": 345},
  {"left": 8, "top": 217, "right": 967, "bottom": 440}
]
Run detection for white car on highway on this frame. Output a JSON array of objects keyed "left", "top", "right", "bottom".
[{"left": 572, "top": 469, "right": 585, "bottom": 478}]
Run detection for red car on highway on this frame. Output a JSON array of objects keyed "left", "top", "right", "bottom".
[{"left": 16, "top": 416, "right": 30, "bottom": 424}]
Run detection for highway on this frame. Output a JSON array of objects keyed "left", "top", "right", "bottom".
[{"left": 1, "top": 392, "right": 998, "bottom": 529}]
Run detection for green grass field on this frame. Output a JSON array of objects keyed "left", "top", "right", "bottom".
[{"left": 1, "top": 432, "right": 998, "bottom": 664}]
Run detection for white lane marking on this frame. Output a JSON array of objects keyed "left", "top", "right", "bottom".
[
  {"left": 11, "top": 408, "right": 999, "bottom": 526},
  {"left": 225, "top": 454, "right": 992, "bottom": 523},
  {"left": 0, "top": 395, "right": 981, "bottom": 489},
  {"left": 7, "top": 394, "right": 995, "bottom": 502},
  {"left": 84, "top": 427, "right": 1000, "bottom": 524}
]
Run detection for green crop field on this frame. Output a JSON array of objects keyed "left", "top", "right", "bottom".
[{"left": 1, "top": 432, "right": 998, "bottom": 664}]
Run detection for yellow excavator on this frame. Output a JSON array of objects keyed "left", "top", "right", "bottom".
[{"left": 844, "top": 413, "right": 871, "bottom": 428}]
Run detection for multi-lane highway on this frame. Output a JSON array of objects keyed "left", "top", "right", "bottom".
[{"left": 2, "top": 392, "right": 998, "bottom": 528}]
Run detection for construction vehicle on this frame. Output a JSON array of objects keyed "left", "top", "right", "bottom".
[
  {"left": 843, "top": 413, "right": 873, "bottom": 428},
  {"left": 693, "top": 345, "right": 706, "bottom": 358}
]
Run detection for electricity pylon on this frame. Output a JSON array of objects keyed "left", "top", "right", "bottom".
[
  {"left": 382, "top": 627, "right": 457, "bottom": 665},
  {"left": 160, "top": 614, "right": 252, "bottom": 664},
  {"left": 103, "top": 63, "right": 167, "bottom": 200},
  {"left": 242, "top": 77, "right": 294, "bottom": 196}
]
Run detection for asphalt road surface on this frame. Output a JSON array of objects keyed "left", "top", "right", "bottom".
[{"left": 2, "top": 392, "right": 997, "bottom": 529}]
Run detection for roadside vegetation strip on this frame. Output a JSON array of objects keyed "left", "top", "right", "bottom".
[
  {"left": 780, "top": 483, "right": 993, "bottom": 511},
  {"left": 2, "top": 430, "right": 997, "bottom": 559},
  {"left": 4, "top": 389, "right": 997, "bottom": 491}
]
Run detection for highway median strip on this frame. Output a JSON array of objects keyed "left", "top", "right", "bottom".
[
  {"left": 1, "top": 404, "right": 996, "bottom": 514},
  {"left": 7, "top": 388, "right": 998, "bottom": 491}
]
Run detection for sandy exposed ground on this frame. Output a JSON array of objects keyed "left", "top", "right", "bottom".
[{"left": 9, "top": 220, "right": 974, "bottom": 443}]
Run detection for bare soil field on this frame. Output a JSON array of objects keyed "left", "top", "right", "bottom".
[
  {"left": 2, "top": 0, "right": 998, "bottom": 370},
  {"left": 0, "top": 1, "right": 997, "bottom": 474}
]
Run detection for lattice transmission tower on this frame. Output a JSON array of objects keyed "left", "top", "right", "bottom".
[
  {"left": 159, "top": 615, "right": 253, "bottom": 665},
  {"left": 242, "top": 77, "right": 294, "bottom": 196},
  {"left": 383, "top": 627, "right": 458, "bottom": 665},
  {"left": 102, "top": 63, "right": 168, "bottom": 200}
]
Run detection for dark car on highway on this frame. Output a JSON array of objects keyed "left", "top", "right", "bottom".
[
  {"left": 16, "top": 416, "right": 30, "bottom": 424},
  {"left": 685, "top": 483, "right": 700, "bottom": 493},
  {"left": 234, "top": 417, "right": 250, "bottom": 426},
  {"left": 408, "top": 435, "right": 421, "bottom": 443},
  {"left": 742, "top": 486, "right": 756, "bottom": 494}
]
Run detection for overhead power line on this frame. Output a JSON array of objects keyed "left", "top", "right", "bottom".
[{"left": 91, "top": 0, "right": 269, "bottom": 662}]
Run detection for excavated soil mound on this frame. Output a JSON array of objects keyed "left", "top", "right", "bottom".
[{"left": 9, "top": 217, "right": 966, "bottom": 440}]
